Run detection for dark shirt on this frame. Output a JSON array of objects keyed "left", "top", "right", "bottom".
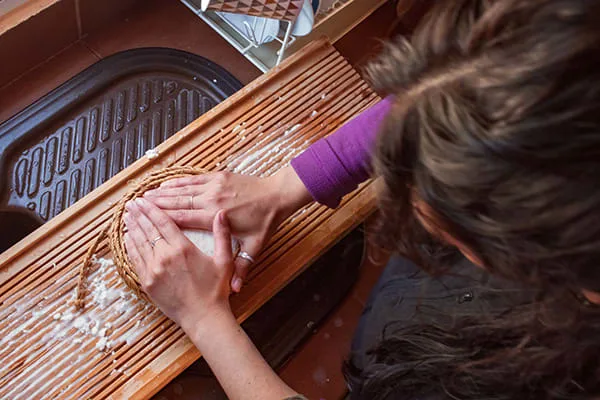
[{"left": 349, "top": 256, "right": 536, "bottom": 400}]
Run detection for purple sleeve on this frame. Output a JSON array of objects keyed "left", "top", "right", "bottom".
[{"left": 290, "top": 97, "right": 392, "bottom": 208}]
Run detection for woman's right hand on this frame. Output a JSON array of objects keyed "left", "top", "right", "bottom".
[{"left": 143, "top": 166, "right": 312, "bottom": 292}]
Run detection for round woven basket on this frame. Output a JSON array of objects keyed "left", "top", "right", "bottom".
[{"left": 74, "top": 166, "right": 205, "bottom": 308}]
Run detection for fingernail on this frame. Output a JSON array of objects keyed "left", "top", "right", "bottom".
[
  {"left": 135, "top": 197, "right": 145, "bottom": 205},
  {"left": 232, "top": 277, "right": 242, "bottom": 292},
  {"left": 125, "top": 201, "right": 135, "bottom": 210}
]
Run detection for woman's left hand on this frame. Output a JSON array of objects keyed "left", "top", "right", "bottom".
[
  {"left": 123, "top": 198, "right": 300, "bottom": 400},
  {"left": 123, "top": 197, "right": 234, "bottom": 328}
]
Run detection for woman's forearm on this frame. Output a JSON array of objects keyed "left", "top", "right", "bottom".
[
  {"left": 183, "top": 309, "right": 300, "bottom": 400},
  {"left": 268, "top": 166, "right": 314, "bottom": 225}
]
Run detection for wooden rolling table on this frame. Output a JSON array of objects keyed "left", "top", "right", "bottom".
[{"left": 0, "top": 38, "right": 379, "bottom": 399}]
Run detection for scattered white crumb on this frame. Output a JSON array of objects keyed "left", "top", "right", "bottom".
[
  {"left": 53, "top": 313, "right": 62, "bottom": 320},
  {"left": 145, "top": 149, "right": 159, "bottom": 159},
  {"left": 96, "top": 337, "right": 111, "bottom": 352},
  {"left": 284, "top": 124, "right": 302, "bottom": 136},
  {"left": 61, "top": 312, "right": 74, "bottom": 321},
  {"left": 321, "top": 93, "right": 327, "bottom": 99},
  {"left": 116, "top": 302, "right": 128, "bottom": 313},
  {"left": 311, "top": 110, "right": 318, "bottom": 117},
  {"left": 73, "top": 316, "right": 90, "bottom": 334}
]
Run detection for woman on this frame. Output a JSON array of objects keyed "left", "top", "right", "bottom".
[{"left": 124, "top": 0, "right": 600, "bottom": 398}]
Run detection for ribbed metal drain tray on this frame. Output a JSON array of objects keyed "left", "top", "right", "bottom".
[{"left": 0, "top": 48, "right": 242, "bottom": 252}]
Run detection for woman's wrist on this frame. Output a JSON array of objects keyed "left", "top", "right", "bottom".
[
  {"left": 266, "top": 166, "right": 313, "bottom": 225},
  {"left": 180, "top": 303, "right": 235, "bottom": 346}
]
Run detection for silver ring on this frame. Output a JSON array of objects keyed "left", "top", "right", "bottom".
[
  {"left": 150, "top": 235, "right": 164, "bottom": 248},
  {"left": 236, "top": 251, "right": 255, "bottom": 264},
  {"left": 189, "top": 195, "right": 194, "bottom": 209}
]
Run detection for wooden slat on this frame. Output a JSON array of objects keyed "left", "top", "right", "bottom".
[{"left": 0, "top": 38, "right": 380, "bottom": 399}]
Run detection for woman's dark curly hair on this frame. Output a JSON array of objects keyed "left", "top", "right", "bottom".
[
  {"left": 372, "top": 0, "right": 600, "bottom": 292},
  {"left": 345, "top": 0, "right": 600, "bottom": 399}
]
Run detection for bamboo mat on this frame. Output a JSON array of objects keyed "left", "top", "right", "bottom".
[{"left": 0, "top": 38, "right": 379, "bottom": 399}]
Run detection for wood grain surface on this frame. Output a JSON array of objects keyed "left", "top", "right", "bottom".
[{"left": 0, "top": 38, "right": 380, "bottom": 399}]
